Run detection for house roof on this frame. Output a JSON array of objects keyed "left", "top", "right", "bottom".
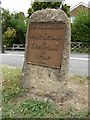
[{"left": 70, "top": 2, "right": 90, "bottom": 12}]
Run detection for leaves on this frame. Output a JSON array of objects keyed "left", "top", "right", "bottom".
[
  {"left": 71, "top": 9, "right": 90, "bottom": 42},
  {"left": 2, "top": 8, "right": 27, "bottom": 46},
  {"left": 3, "top": 27, "right": 16, "bottom": 47},
  {"left": 27, "top": 1, "right": 70, "bottom": 17}
]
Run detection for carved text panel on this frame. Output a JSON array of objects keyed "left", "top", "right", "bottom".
[{"left": 27, "top": 22, "right": 65, "bottom": 68}]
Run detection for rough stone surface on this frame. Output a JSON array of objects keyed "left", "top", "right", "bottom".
[{"left": 21, "top": 9, "right": 71, "bottom": 96}]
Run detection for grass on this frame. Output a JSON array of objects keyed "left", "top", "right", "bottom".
[{"left": 0, "top": 65, "right": 89, "bottom": 119}]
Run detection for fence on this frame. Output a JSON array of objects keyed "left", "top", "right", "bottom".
[
  {"left": 12, "top": 44, "right": 25, "bottom": 51},
  {"left": 5, "top": 42, "right": 88, "bottom": 53},
  {"left": 4, "top": 44, "right": 25, "bottom": 51},
  {"left": 71, "top": 42, "right": 88, "bottom": 53}
]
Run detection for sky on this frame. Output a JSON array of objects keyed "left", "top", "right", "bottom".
[{"left": 0, "top": 0, "right": 89, "bottom": 15}]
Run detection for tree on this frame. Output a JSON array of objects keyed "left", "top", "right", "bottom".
[
  {"left": 28, "top": 1, "right": 70, "bottom": 17},
  {"left": 71, "top": 9, "right": 90, "bottom": 43},
  {"left": 10, "top": 12, "right": 27, "bottom": 44},
  {"left": 1, "top": 8, "right": 12, "bottom": 52},
  {"left": 3, "top": 27, "right": 16, "bottom": 47},
  {"left": 2, "top": 8, "right": 27, "bottom": 47},
  {"left": 2, "top": 8, "right": 12, "bottom": 34},
  {"left": 61, "top": 3, "right": 70, "bottom": 17}
]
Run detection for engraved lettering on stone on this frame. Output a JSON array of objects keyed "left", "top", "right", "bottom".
[
  {"left": 31, "top": 41, "right": 59, "bottom": 51},
  {"left": 30, "top": 24, "right": 65, "bottom": 29},
  {"left": 27, "top": 22, "right": 65, "bottom": 68},
  {"left": 36, "top": 55, "right": 50, "bottom": 60},
  {"left": 30, "top": 35, "right": 63, "bottom": 40}
]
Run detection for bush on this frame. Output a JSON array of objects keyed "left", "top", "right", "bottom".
[{"left": 71, "top": 9, "right": 90, "bottom": 43}]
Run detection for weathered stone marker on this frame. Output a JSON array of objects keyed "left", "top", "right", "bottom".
[{"left": 22, "top": 9, "right": 71, "bottom": 97}]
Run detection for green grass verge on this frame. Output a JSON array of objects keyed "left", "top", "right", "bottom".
[{"left": 0, "top": 65, "right": 89, "bottom": 118}]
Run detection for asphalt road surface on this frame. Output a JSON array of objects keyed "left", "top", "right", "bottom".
[{"left": 0, "top": 51, "right": 89, "bottom": 76}]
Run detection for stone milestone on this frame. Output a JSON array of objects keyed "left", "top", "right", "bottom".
[{"left": 21, "top": 9, "right": 71, "bottom": 99}]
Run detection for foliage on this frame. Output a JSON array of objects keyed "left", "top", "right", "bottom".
[
  {"left": 2, "top": 9, "right": 27, "bottom": 46},
  {"left": 62, "top": 3, "right": 70, "bottom": 17},
  {"left": 2, "top": 1, "right": 70, "bottom": 47},
  {"left": 2, "top": 8, "right": 12, "bottom": 33},
  {"left": 3, "top": 27, "right": 16, "bottom": 47},
  {"left": 71, "top": 9, "right": 90, "bottom": 43},
  {"left": 1, "top": 65, "right": 89, "bottom": 118},
  {"left": 10, "top": 12, "right": 27, "bottom": 44},
  {"left": 28, "top": 1, "right": 70, "bottom": 17}
]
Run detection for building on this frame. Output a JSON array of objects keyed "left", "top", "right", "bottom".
[{"left": 70, "top": 2, "right": 90, "bottom": 23}]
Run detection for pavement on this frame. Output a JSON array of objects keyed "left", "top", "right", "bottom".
[
  {"left": 2, "top": 50, "right": 89, "bottom": 60},
  {"left": 3, "top": 50, "right": 25, "bottom": 55},
  {"left": 0, "top": 50, "right": 89, "bottom": 76}
]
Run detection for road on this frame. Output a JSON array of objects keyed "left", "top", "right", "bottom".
[{"left": 0, "top": 51, "right": 89, "bottom": 76}]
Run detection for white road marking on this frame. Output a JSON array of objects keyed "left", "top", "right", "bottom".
[
  {"left": 70, "top": 57, "right": 89, "bottom": 61},
  {"left": 0, "top": 54, "right": 89, "bottom": 61},
  {"left": 0, "top": 54, "right": 24, "bottom": 57}
]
